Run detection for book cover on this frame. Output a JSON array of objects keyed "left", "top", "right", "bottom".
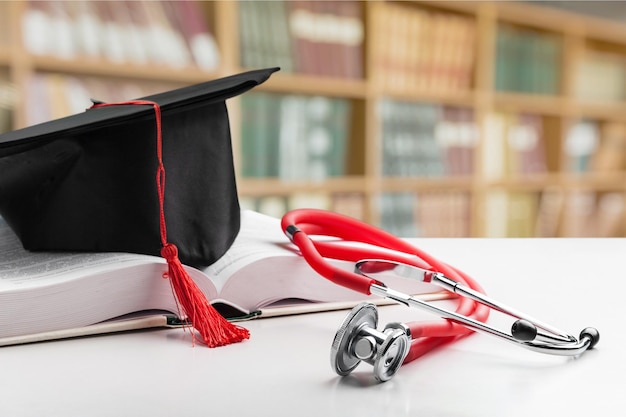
[{"left": 0, "top": 210, "right": 445, "bottom": 344}]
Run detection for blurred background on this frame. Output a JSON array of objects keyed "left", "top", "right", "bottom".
[{"left": 2, "top": 1, "right": 626, "bottom": 238}]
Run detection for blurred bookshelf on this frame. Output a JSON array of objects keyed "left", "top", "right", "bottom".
[{"left": 2, "top": 1, "right": 626, "bottom": 237}]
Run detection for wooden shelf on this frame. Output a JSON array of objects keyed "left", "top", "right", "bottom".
[
  {"left": 258, "top": 72, "right": 369, "bottom": 99},
  {"left": 28, "top": 55, "right": 221, "bottom": 84},
  {"left": 493, "top": 93, "right": 571, "bottom": 116},
  {"left": 380, "top": 176, "right": 474, "bottom": 192},
  {"left": 237, "top": 177, "right": 368, "bottom": 197},
  {"left": 381, "top": 87, "right": 476, "bottom": 108}
]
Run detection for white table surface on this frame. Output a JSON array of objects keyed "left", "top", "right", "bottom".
[{"left": 1, "top": 238, "right": 623, "bottom": 417}]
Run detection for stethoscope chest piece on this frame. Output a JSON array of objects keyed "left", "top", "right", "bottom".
[{"left": 330, "top": 302, "right": 411, "bottom": 382}]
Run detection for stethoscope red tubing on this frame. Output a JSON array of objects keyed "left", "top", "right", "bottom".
[{"left": 282, "top": 208, "right": 491, "bottom": 364}]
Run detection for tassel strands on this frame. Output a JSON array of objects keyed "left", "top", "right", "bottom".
[
  {"left": 90, "top": 99, "right": 250, "bottom": 347},
  {"left": 161, "top": 243, "right": 250, "bottom": 347}
]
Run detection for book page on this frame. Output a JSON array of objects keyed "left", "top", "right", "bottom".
[
  {"left": 203, "top": 210, "right": 297, "bottom": 294},
  {"left": 206, "top": 211, "right": 443, "bottom": 313},
  {"left": 0, "top": 218, "right": 161, "bottom": 290}
]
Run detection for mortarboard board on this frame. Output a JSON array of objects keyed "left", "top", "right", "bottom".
[{"left": 0, "top": 67, "right": 279, "bottom": 347}]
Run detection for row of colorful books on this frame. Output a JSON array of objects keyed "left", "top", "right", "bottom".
[
  {"left": 239, "top": 1, "right": 364, "bottom": 79},
  {"left": 495, "top": 24, "right": 561, "bottom": 95},
  {"left": 21, "top": 1, "right": 219, "bottom": 70},
  {"left": 564, "top": 119, "right": 626, "bottom": 173},
  {"left": 574, "top": 50, "right": 626, "bottom": 102},
  {"left": 240, "top": 192, "right": 365, "bottom": 223},
  {"left": 240, "top": 92, "right": 351, "bottom": 181},
  {"left": 371, "top": 2, "right": 476, "bottom": 93},
  {"left": 243, "top": 188, "right": 625, "bottom": 238},
  {"left": 484, "top": 112, "right": 626, "bottom": 178},
  {"left": 482, "top": 111, "right": 547, "bottom": 179},
  {"left": 379, "top": 191, "right": 471, "bottom": 237},
  {"left": 488, "top": 189, "right": 626, "bottom": 238},
  {"left": 22, "top": 73, "right": 178, "bottom": 127},
  {"left": 380, "top": 100, "right": 477, "bottom": 177}
]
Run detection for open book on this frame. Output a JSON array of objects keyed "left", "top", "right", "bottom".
[{"left": 0, "top": 210, "right": 445, "bottom": 345}]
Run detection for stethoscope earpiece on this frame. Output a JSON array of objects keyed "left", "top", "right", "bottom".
[
  {"left": 580, "top": 327, "right": 600, "bottom": 349},
  {"left": 330, "top": 302, "right": 410, "bottom": 382}
]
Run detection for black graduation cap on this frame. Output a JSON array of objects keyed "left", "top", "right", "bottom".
[
  {"left": 0, "top": 67, "right": 278, "bottom": 268},
  {"left": 0, "top": 67, "right": 279, "bottom": 347}
]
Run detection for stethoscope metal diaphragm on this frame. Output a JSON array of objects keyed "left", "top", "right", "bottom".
[{"left": 331, "top": 302, "right": 411, "bottom": 382}]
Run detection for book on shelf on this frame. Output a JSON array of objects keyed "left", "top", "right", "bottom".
[
  {"left": 239, "top": 1, "right": 293, "bottom": 72},
  {"left": 589, "top": 122, "right": 626, "bottom": 172},
  {"left": 565, "top": 119, "right": 626, "bottom": 174},
  {"left": 165, "top": 0, "right": 220, "bottom": 71},
  {"left": 379, "top": 192, "right": 418, "bottom": 237},
  {"left": 380, "top": 100, "right": 477, "bottom": 177},
  {"left": 371, "top": 2, "right": 475, "bottom": 92},
  {"left": 331, "top": 192, "right": 366, "bottom": 221},
  {"left": 596, "top": 192, "right": 626, "bottom": 237},
  {"left": 240, "top": 0, "right": 363, "bottom": 78},
  {"left": 574, "top": 50, "right": 626, "bottom": 102},
  {"left": 535, "top": 187, "right": 565, "bottom": 237},
  {"left": 416, "top": 191, "right": 471, "bottom": 238},
  {"left": 495, "top": 24, "right": 561, "bottom": 95},
  {"left": 482, "top": 111, "right": 546, "bottom": 179},
  {"left": 564, "top": 120, "right": 599, "bottom": 173},
  {"left": 379, "top": 191, "right": 471, "bottom": 238},
  {"left": 283, "top": 1, "right": 312, "bottom": 73},
  {"left": 239, "top": 195, "right": 290, "bottom": 220},
  {"left": 380, "top": 100, "right": 443, "bottom": 177},
  {"left": 484, "top": 191, "right": 539, "bottom": 238},
  {"left": 536, "top": 189, "right": 625, "bottom": 238},
  {"left": 508, "top": 113, "right": 546, "bottom": 175},
  {"left": 239, "top": 92, "right": 281, "bottom": 178},
  {"left": 239, "top": 192, "right": 365, "bottom": 223},
  {"left": 559, "top": 191, "right": 626, "bottom": 238},
  {"left": 435, "top": 106, "right": 477, "bottom": 176},
  {"left": 0, "top": 210, "right": 446, "bottom": 346},
  {"left": 559, "top": 190, "right": 598, "bottom": 237},
  {"left": 20, "top": 0, "right": 218, "bottom": 70},
  {"left": 96, "top": 1, "right": 140, "bottom": 64},
  {"left": 240, "top": 92, "right": 351, "bottom": 181}
]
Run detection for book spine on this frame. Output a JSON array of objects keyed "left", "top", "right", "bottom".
[
  {"left": 169, "top": 0, "right": 220, "bottom": 70},
  {"left": 372, "top": 3, "right": 475, "bottom": 93},
  {"left": 379, "top": 192, "right": 418, "bottom": 237},
  {"left": 287, "top": 1, "right": 316, "bottom": 76},
  {"left": 564, "top": 120, "right": 599, "bottom": 173},
  {"left": 19, "top": 1, "right": 217, "bottom": 70},
  {"left": 239, "top": 92, "right": 351, "bottom": 181},
  {"left": 416, "top": 191, "right": 470, "bottom": 237}
]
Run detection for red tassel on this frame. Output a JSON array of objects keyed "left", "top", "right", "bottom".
[
  {"left": 89, "top": 99, "right": 250, "bottom": 348},
  {"left": 161, "top": 243, "right": 250, "bottom": 347}
]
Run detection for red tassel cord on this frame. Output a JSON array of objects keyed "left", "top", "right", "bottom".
[{"left": 91, "top": 99, "right": 250, "bottom": 347}]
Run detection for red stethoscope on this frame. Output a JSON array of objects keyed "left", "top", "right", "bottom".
[{"left": 281, "top": 209, "right": 599, "bottom": 382}]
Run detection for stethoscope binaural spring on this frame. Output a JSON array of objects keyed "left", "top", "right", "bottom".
[{"left": 281, "top": 208, "right": 600, "bottom": 382}]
